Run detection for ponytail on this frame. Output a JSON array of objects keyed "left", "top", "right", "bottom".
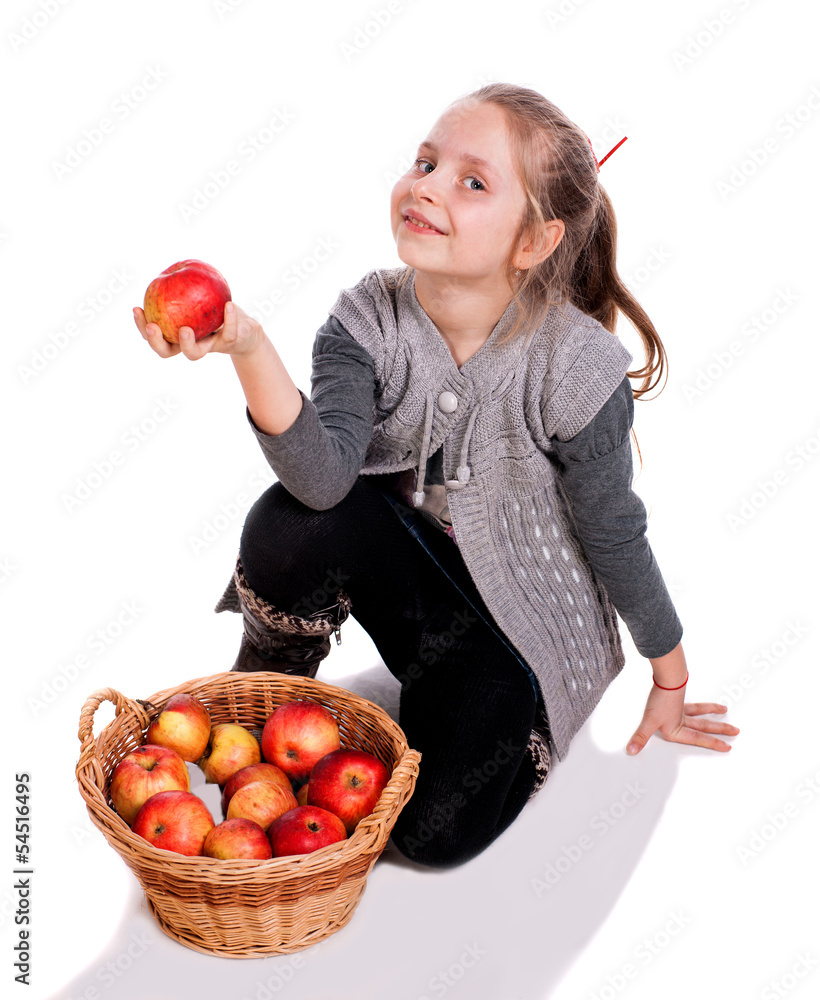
[{"left": 570, "top": 187, "right": 668, "bottom": 400}]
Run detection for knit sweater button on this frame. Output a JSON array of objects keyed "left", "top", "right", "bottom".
[{"left": 437, "top": 391, "right": 458, "bottom": 413}]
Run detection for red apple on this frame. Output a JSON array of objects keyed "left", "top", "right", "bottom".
[
  {"left": 143, "top": 259, "right": 231, "bottom": 343},
  {"left": 197, "top": 723, "right": 261, "bottom": 786},
  {"left": 261, "top": 701, "right": 340, "bottom": 784},
  {"left": 221, "top": 762, "right": 294, "bottom": 816},
  {"left": 131, "top": 790, "right": 214, "bottom": 856},
  {"left": 203, "top": 818, "right": 272, "bottom": 860},
  {"left": 110, "top": 744, "right": 190, "bottom": 826},
  {"left": 268, "top": 805, "right": 347, "bottom": 858},
  {"left": 307, "top": 749, "right": 390, "bottom": 835},
  {"left": 295, "top": 782, "right": 309, "bottom": 806},
  {"left": 145, "top": 693, "right": 211, "bottom": 763},
  {"left": 226, "top": 780, "right": 298, "bottom": 833}
]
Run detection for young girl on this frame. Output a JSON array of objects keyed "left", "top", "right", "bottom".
[{"left": 134, "top": 83, "right": 739, "bottom": 869}]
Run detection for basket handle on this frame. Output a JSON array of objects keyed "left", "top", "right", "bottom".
[{"left": 77, "top": 688, "right": 153, "bottom": 757}]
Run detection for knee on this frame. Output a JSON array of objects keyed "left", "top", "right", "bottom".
[
  {"left": 389, "top": 792, "right": 488, "bottom": 869},
  {"left": 239, "top": 484, "right": 354, "bottom": 617},
  {"left": 240, "top": 483, "right": 309, "bottom": 569},
  {"left": 238, "top": 485, "right": 311, "bottom": 596}
]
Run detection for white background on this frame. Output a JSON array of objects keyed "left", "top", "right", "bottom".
[{"left": 2, "top": 0, "right": 819, "bottom": 997}]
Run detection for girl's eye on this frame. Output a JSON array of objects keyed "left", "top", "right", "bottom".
[{"left": 412, "top": 159, "right": 486, "bottom": 191}]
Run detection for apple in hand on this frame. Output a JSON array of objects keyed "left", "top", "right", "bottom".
[
  {"left": 110, "top": 744, "right": 190, "bottom": 826},
  {"left": 307, "top": 749, "right": 390, "bottom": 835},
  {"left": 143, "top": 259, "right": 231, "bottom": 343},
  {"left": 131, "top": 790, "right": 214, "bottom": 856},
  {"left": 226, "top": 780, "right": 298, "bottom": 833},
  {"left": 262, "top": 701, "right": 340, "bottom": 784},
  {"left": 221, "top": 762, "right": 294, "bottom": 816},
  {"left": 203, "top": 818, "right": 272, "bottom": 860},
  {"left": 198, "top": 723, "right": 261, "bottom": 786},
  {"left": 146, "top": 693, "right": 211, "bottom": 763},
  {"left": 268, "top": 805, "right": 347, "bottom": 858}
]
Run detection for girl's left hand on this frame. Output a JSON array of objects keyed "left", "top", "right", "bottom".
[{"left": 626, "top": 687, "right": 740, "bottom": 755}]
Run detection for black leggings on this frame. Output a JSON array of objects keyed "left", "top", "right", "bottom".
[{"left": 239, "top": 474, "right": 539, "bottom": 868}]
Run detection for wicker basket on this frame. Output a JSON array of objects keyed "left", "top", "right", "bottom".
[{"left": 76, "top": 670, "right": 421, "bottom": 958}]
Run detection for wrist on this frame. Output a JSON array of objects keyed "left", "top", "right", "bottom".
[
  {"left": 648, "top": 641, "right": 688, "bottom": 689},
  {"left": 652, "top": 670, "right": 688, "bottom": 691},
  {"left": 231, "top": 325, "right": 269, "bottom": 361}
]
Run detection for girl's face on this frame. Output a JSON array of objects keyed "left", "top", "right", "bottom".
[{"left": 390, "top": 101, "right": 529, "bottom": 286}]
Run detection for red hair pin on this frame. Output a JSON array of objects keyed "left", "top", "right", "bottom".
[{"left": 586, "top": 135, "right": 628, "bottom": 172}]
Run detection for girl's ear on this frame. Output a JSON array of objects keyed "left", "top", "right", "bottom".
[{"left": 515, "top": 219, "right": 565, "bottom": 271}]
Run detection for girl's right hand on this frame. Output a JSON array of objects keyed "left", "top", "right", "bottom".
[{"left": 133, "top": 301, "right": 265, "bottom": 361}]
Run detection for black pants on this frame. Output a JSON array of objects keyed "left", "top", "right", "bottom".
[{"left": 239, "top": 474, "right": 539, "bottom": 868}]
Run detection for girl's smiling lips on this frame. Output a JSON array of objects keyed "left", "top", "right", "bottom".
[{"left": 403, "top": 211, "right": 446, "bottom": 234}]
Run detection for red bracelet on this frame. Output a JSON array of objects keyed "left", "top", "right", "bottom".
[{"left": 653, "top": 670, "right": 688, "bottom": 691}]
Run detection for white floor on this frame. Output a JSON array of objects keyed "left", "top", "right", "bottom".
[{"left": 4, "top": 2, "right": 818, "bottom": 998}]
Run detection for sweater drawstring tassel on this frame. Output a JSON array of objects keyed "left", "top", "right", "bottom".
[
  {"left": 445, "top": 401, "right": 481, "bottom": 489},
  {"left": 413, "top": 390, "right": 435, "bottom": 507}
]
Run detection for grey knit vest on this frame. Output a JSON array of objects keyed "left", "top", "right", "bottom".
[{"left": 329, "top": 267, "right": 634, "bottom": 761}]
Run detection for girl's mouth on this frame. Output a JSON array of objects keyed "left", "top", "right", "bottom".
[{"left": 403, "top": 214, "right": 444, "bottom": 235}]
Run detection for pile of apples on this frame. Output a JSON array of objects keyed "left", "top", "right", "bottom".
[{"left": 109, "top": 694, "right": 390, "bottom": 860}]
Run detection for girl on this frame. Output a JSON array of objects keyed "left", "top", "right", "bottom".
[{"left": 134, "top": 83, "right": 739, "bottom": 869}]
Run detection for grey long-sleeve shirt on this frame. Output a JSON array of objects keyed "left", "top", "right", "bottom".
[{"left": 244, "top": 316, "right": 683, "bottom": 660}]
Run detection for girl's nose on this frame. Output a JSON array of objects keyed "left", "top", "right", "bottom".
[{"left": 411, "top": 172, "right": 437, "bottom": 201}]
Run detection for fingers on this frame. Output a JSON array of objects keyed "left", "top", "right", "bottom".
[
  {"left": 682, "top": 701, "right": 740, "bottom": 738},
  {"left": 177, "top": 325, "right": 216, "bottom": 360},
  {"left": 682, "top": 701, "right": 732, "bottom": 716},
  {"left": 675, "top": 726, "right": 735, "bottom": 753},
  {"left": 684, "top": 714, "right": 740, "bottom": 737},
  {"left": 133, "top": 307, "right": 180, "bottom": 358},
  {"left": 176, "top": 301, "right": 237, "bottom": 359},
  {"left": 626, "top": 731, "right": 651, "bottom": 756}
]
